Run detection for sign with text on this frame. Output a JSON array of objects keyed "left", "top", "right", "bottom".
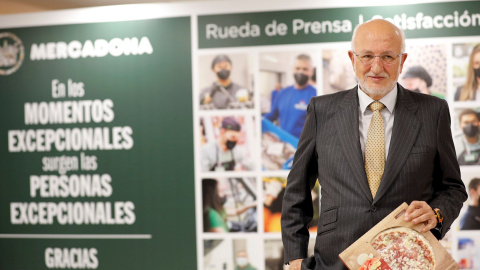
[
  {"left": 0, "top": 17, "right": 195, "bottom": 269},
  {"left": 198, "top": 1, "right": 480, "bottom": 48}
]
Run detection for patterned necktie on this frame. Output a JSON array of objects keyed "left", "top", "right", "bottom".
[{"left": 365, "top": 101, "right": 385, "bottom": 198}]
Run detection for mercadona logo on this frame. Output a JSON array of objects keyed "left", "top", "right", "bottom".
[{"left": 0, "top": 32, "right": 25, "bottom": 75}]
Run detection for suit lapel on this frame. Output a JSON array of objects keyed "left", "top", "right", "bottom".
[
  {"left": 373, "top": 85, "right": 420, "bottom": 203},
  {"left": 335, "top": 88, "right": 372, "bottom": 201}
]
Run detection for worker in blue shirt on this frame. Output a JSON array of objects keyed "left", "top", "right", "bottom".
[{"left": 264, "top": 54, "right": 317, "bottom": 138}]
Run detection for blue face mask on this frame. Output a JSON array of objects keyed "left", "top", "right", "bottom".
[{"left": 236, "top": 257, "right": 248, "bottom": 267}]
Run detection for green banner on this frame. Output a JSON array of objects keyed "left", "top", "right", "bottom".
[
  {"left": 0, "top": 17, "right": 196, "bottom": 269},
  {"left": 198, "top": 1, "right": 480, "bottom": 48}
]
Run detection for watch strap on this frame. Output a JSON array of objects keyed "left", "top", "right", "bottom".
[{"left": 433, "top": 208, "right": 444, "bottom": 223}]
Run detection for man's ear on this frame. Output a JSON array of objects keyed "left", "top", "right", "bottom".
[
  {"left": 348, "top": 51, "right": 355, "bottom": 67},
  {"left": 399, "top": 53, "right": 408, "bottom": 74}
]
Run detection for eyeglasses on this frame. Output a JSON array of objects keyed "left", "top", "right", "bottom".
[{"left": 352, "top": 51, "right": 404, "bottom": 65}]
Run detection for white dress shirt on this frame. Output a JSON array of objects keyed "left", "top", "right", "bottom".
[{"left": 358, "top": 85, "right": 397, "bottom": 161}]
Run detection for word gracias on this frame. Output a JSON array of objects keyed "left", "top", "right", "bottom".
[
  {"left": 45, "top": 247, "right": 98, "bottom": 269},
  {"left": 30, "top": 37, "right": 153, "bottom": 60}
]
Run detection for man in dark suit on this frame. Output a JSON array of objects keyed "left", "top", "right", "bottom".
[{"left": 281, "top": 19, "right": 467, "bottom": 270}]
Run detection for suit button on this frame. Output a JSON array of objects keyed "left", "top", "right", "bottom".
[{"left": 371, "top": 206, "right": 377, "bottom": 212}]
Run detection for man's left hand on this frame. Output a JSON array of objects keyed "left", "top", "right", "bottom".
[{"left": 403, "top": 201, "right": 437, "bottom": 233}]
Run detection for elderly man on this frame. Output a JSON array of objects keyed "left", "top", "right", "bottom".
[{"left": 281, "top": 19, "right": 467, "bottom": 270}]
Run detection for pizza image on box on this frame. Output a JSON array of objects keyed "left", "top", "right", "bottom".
[
  {"left": 359, "top": 257, "right": 393, "bottom": 270},
  {"left": 370, "top": 227, "right": 435, "bottom": 270},
  {"left": 339, "top": 203, "right": 460, "bottom": 270}
]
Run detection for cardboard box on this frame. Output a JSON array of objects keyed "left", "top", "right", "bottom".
[{"left": 339, "top": 203, "right": 459, "bottom": 270}]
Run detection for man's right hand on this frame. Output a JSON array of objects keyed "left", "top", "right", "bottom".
[{"left": 289, "top": 259, "right": 303, "bottom": 270}]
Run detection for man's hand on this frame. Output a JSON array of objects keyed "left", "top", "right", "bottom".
[
  {"left": 403, "top": 201, "right": 437, "bottom": 232},
  {"left": 288, "top": 259, "right": 303, "bottom": 270}
]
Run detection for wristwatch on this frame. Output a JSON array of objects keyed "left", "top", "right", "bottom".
[{"left": 433, "top": 208, "right": 444, "bottom": 224}]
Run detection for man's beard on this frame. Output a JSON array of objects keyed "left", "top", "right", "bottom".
[
  {"left": 355, "top": 63, "right": 401, "bottom": 98},
  {"left": 359, "top": 76, "right": 397, "bottom": 97}
]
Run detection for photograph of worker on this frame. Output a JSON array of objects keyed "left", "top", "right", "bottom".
[
  {"left": 322, "top": 43, "right": 447, "bottom": 98},
  {"left": 232, "top": 239, "right": 261, "bottom": 270},
  {"left": 452, "top": 43, "right": 480, "bottom": 102},
  {"left": 203, "top": 238, "right": 262, "bottom": 270},
  {"left": 456, "top": 170, "right": 480, "bottom": 231},
  {"left": 262, "top": 177, "right": 320, "bottom": 233},
  {"left": 202, "top": 177, "right": 257, "bottom": 233},
  {"left": 398, "top": 43, "right": 447, "bottom": 98},
  {"left": 198, "top": 53, "right": 254, "bottom": 110},
  {"left": 259, "top": 50, "right": 318, "bottom": 171},
  {"left": 452, "top": 107, "right": 480, "bottom": 166},
  {"left": 455, "top": 235, "right": 480, "bottom": 269},
  {"left": 264, "top": 239, "right": 314, "bottom": 270},
  {"left": 259, "top": 50, "right": 318, "bottom": 138},
  {"left": 200, "top": 115, "right": 256, "bottom": 172}
]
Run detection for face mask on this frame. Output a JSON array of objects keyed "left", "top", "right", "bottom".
[
  {"left": 463, "top": 123, "right": 479, "bottom": 138},
  {"left": 294, "top": 72, "right": 309, "bottom": 86},
  {"left": 220, "top": 195, "right": 227, "bottom": 205},
  {"left": 236, "top": 257, "right": 248, "bottom": 267},
  {"left": 217, "top": 69, "right": 230, "bottom": 80},
  {"left": 226, "top": 140, "right": 237, "bottom": 150},
  {"left": 474, "top": 68, "right": 480, "bottom": 79}
]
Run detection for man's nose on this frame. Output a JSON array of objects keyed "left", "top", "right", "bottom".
[{"left": 370, "top": 57, "right": 384, "bottom": 73}]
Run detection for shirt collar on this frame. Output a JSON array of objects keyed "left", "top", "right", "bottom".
[
  {"left": 464, "top": 137, "right": 480, "bottom": 151},
  {"left": 358, "top": 84, "right": 397, "bottom": 114}
]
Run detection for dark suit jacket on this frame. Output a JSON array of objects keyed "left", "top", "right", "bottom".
[{"left": 281, "top": 85, "right": 467, "bottom": 270}]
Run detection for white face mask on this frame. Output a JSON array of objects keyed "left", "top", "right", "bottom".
[{"left": 236, "top": 257, "right": 248, "bottom": 267}]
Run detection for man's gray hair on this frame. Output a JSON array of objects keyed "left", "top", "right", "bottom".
[{"left": 351, "top": 19, "right": 406, "bottom": 53}]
